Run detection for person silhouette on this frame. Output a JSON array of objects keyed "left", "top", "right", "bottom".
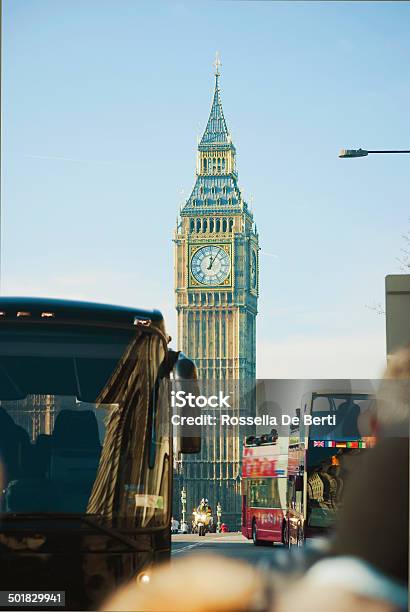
[{"left": 337, "top": 399, "right": 360, "bottom": 438}]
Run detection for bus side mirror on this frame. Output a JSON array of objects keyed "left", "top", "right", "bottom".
[
  {"left": 177, "top": 436, "right": 201, "bottom": 454},
  {"left": 173, "top": 353, "right": 201, "bottom": 455}
]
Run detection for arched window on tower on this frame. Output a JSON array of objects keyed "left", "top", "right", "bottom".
[
  {"left": 222, "top": 158, "right": 226, "bottom": 172},
  {"left": 229, "top": 218, "right": 234, "bottom": 232},
  {"left": 222, "top": 218, "right": 227, "bottom": 232},
  {"left": 190, "top": 219, "right": 194, "bottom": 232},
  {"left": 196, "top": 219, "right": 201, "bottom": 232},
  {"left": 217, "top": 158, "right": 221, "bottom": 173},
  {"left": 210, "top": 218, "right": 214, "bottom": 232},
  {"left": 203, "top": 218, "right": 208, "bottom": 232},
  {"left": 216, "top": 218, "right": 221, "bottom": 232},
  {"left": 203, "top": 158, "right": 207, "bottom": 172},
  {"left": 212, "top": 158, "right": 216, "bottom": 173}
]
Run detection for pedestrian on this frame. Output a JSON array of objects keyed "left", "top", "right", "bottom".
[
  {"left": 171, "top": 517, "right": 179, "bottom": 534},
  {"left": 101, "top": 555, "right": 266, "bottom": 611}
]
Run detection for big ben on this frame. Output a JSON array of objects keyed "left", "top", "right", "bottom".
[{"left": 174, "top": 56, "right": 259, "bottom": 528}]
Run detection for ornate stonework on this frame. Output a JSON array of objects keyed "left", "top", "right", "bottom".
[{"left": 174, "top": 59, "right": 259, "bottom": 528}]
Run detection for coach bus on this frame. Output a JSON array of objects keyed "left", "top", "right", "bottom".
[
  {"left": 0, "top": 297, "right": 199, "bottom": 610},
  {"left": 241, "top": 387, "right": 376, "bottom": 547}
]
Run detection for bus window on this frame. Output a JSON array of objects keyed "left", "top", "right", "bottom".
[
  {"left": 310, "top": 393, "right": 375, "bottom": 440},
  {"left": 0, "top": 323, "right": 171, "bottom": 528},
  {"left": 249, "top": 478, "right": 285, "bottom": 509}
]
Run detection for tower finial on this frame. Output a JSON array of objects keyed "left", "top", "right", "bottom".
[
  {"left": 213, "top": 51, "right": 222, "bottom": 77},
  {"left": 199, "top": 51, "right": 231, "bottom": 147}
]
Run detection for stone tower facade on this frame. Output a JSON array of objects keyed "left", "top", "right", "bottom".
[{"left": 174, "top": 60, "right": 259, "bottom": 528}]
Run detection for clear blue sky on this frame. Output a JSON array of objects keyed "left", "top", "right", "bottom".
[{"left": 3, "top": 1, "right": 410, "bottom": 377}]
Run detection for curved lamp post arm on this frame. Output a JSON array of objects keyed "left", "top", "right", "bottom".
[{"left": 339, "top": 148, "right": 410, "bottom": 158}]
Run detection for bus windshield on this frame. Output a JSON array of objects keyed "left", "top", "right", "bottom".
[
  {"left": 309, "top": 393, "right": 375, "bottom": 441},
  {"left": 0, "top": 323, "right": 170, "bottom": 528},
  {"left": 1, "top": 395, "right": 112, "bottom": 514}
]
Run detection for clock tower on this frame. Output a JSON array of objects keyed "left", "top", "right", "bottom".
[{"left": 174, "top": 57, "right": 259, "bottom": 527}]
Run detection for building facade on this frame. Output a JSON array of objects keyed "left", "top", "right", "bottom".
[{"left": 173, "top": 61, "right": 259, "bottom": 528}]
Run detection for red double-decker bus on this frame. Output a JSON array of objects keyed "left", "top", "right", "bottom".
[{"left": 241, "top": 431, "right": 288, "bottom": 546}]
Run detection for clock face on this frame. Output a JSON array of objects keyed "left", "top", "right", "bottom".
[{"left": 191, "top": 245, "right": 230, "bottom": 286}]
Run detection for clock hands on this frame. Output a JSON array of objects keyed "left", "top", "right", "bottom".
[{"left": 207, "top": 255, "right": 215, "bottom": 270}]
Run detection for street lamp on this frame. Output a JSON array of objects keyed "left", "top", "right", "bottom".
[
  {"left": 216, "top": 501, "right": 222, "bottom": 532},
  {"left": 181, "top": 487, "right": 187, "bottom": 531},
  {"left": 339, "top": 148, "right": 410, "bottom": 158}
]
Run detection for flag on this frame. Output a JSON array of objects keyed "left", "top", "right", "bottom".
[
  {"left": 347, "top": 441, "right": 359, "bottom": 448},
  {"left": 314, "top": 440, "right": 325, "bottom": 447},
  {"left": 326, "top": 441, "right": 336, "bottom": 448},
  {"left": 336, "top": 441, "right": 347, "bottom": 448}
]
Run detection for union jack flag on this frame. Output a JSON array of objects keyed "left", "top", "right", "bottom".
[{"left": 313, "top": 440, "right": 325, "bottom": 447}]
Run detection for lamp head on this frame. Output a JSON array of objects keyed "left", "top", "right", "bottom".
[{"left": 339, "top": 148, "right": 369, "bottom": 158}]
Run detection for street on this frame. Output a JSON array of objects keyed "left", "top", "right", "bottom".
[{"left": 171, "top": 532, "right": 300, "bottom": 572}]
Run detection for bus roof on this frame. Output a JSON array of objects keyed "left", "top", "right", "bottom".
[
  {"left": 0, "top": 297, "right": 163, "bottom": 329},
  {"left": 312, "top": 391, "right": 373, "bottom": 399}
]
